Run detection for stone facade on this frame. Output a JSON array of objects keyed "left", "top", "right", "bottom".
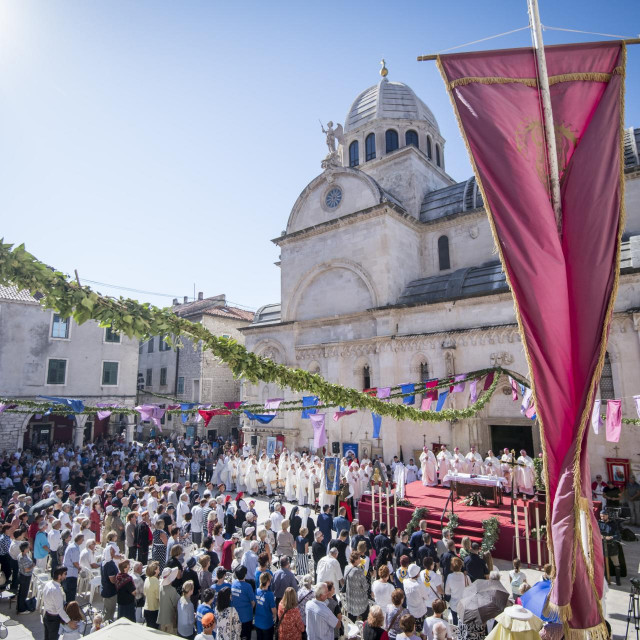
[
  {"left": 137, "top": 294, "right": 253, "bottom": 439},
  {"left": 241, "top": 73, "right": 640, "bottom": 480},
  {"left": 0, "top": 285, "right": 138, "bottom": 448}
]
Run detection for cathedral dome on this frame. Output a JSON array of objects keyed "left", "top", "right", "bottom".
[{"left": 344, "top": 78, "right": 439, "bottom": 134}]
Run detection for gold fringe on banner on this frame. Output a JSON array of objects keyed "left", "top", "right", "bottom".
[
  {"left": 447, "top": 66, "right": 624, "bottom": 90},
  {"left": 564, "top": 623, "right": 610, "bottom": 640}
]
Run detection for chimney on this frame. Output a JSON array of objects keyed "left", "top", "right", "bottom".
[
  {"left": 183, "top": 296, "right": 189, "bottom": 304},
  {"left": 172, "top": 298, "right": 179, "bottom": 305},
  {"left": 198, "top": 291, "right": 204, "bottom": 301}
]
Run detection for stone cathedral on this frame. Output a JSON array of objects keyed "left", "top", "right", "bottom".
[{"left": 241, "top": 64, "right": 640, "bottom": 479}]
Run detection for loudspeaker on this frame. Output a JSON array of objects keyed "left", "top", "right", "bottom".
[
  {"left": 251, "top": 435, "right": 258, "bottom": 446},
  {"left": 332, "top": 441, "right": 340, "bottom": 454}
]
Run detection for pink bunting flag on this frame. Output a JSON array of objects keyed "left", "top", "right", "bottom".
[
  {"left": 482, "top": 372, "right": 494, "bottom": 391},
  {"left": 469, "top": 380, "right": 478, "bottom": 403},
  {"left": 96, "top": 402, "right": 119, "bottom": 420},
  {"left": 333, "top": 410, "right": 356, "bottom": 422},
  {"left": 421, "top": 397, "right": 433, "bottom": 411},
  {"left": 309, "top": 413, "right": 327, "bottom": 449},
  {"left": 224, "top": 402, "right": 245, "bottom": 410},
  {"left": 508, "top": 376, "right": 518, "bottom": 401},
  {"left": 451, "top": 374, "right": 466, "bottom": 393},
  {"left": 606, "top": 399, "right": 622, "bottom": 443},
  {"left": 265, "top": 398, "right": 284, "bottom": 415},
  {"left": 377, "top": 387, "right": 391, "bottom": 400},
  {"left": 198, "top": 410, "right": 218, "bottom": 427},
  {"left": 136, "top": 404, "right": 166, "bottom": 428},
  {"left": 634, "top": 395, "right": 640, "bottom": 419},
  {"left": 525, "top": 404, "right": 537, "bottom": 419}
]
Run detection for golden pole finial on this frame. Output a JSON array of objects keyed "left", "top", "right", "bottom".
[{"left": 380, "top": 58, "right": 388, "bottom": 78}]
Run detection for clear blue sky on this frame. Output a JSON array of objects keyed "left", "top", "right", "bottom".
[{"left": 2, "top": 1, "right": 639, "bottom": 311}]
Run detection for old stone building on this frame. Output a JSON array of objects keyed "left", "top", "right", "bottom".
[
  {"left": 0, "top": 285, "right": 139, "bottom": 449},
  {"left": 241, "top": 68, "right": 640, "bottom": 479},
  {"left": 137, "top": 293, "right": 254, "bottom": 440}
]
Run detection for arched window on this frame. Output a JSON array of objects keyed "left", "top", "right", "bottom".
[
  {"left": 349, "top": 140, "right": 359, "bottom": 167},
  {"left": 427, "top": 137, "right": 432, "bottom": 160},
  {"left": 405, "top": 130, "right": 419, "bottom": 148},
  {"left": 420, "top": 362, "right": 430, "bottom": 382},
  {"left": 436, "top": 144, "right": 442, "bottom": 167},
  {"left": 385, "top": 129, "right": 399, "bottom": 154},
  {"left": 363, "top": 365, "right": 371, "bottom": 390},
  {"left": 438, "top": 235, "right": 450, "bottom": 271},
  {"left": 365, "top": 133, "right": 376, "bottom": 161},
  {"left": 599, "top": 352, "right": 615, "bottom": 399}
]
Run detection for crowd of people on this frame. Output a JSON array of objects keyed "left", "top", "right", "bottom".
[{"left": 0, "top": 434, "right": 633, "bottom": 640}]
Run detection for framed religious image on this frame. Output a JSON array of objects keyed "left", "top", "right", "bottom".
[
  {"left": 360, "top": 441, "right": 372, "bottom": 461},
  {"left": 371, "top": 446, "right": 383, "bottom": 460},
  {"left": 414, "top": 450, "right": 424, "bottom": 466},
  {"left": 606, "top": 457, "right": 630, "bottom": 489}
]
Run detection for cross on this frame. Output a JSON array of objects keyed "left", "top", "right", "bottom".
[
  {"left": 364, "top": 431, "right": 368, "bottom": 441},
  {"left": 612, "top": 445, "right": 620, "bottom": 457},
  {"left": 438, "top": 435, "right": 442, "bottom": 444},
  {"left": 423, "top": 434, "right": 427, "bottom": 446}
]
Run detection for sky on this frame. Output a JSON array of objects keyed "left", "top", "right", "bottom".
[{"left": 1, "top": 0, "right": 639, "bottom": 312}]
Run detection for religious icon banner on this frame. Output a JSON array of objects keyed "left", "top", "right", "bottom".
[
  {"left": 324, "top": 457, "right": 340, "bottom": 495},
  {"left": 437, "top": 41, "right": 625, "bottom": 636}
]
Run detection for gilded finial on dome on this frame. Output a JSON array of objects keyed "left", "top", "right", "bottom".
[{"left": 380, "top": 59, "right": 388, "bottom": 78}]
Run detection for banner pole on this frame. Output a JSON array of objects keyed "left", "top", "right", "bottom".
[{"left": 527, "top": 0, "right": 563, "bottom": 235}]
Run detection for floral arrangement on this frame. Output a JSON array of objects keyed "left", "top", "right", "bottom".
[
  {"left": 461, "top": 492, "right": 488, "bottom": 507},
  {"left": 530, "top": 525, "right": 547, "bottom": 540},
  {"left": 481, "top": 516, "right": 500, "bottom": 552},
  {"left": 533, "top": 456, "right": 546, "bottom": 493},
  {"left": 397, "top": 498, "right": 414, "bottom": 508}
]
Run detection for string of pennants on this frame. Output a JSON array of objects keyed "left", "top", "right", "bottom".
[
  {"left": 591, "top": 396, "right": 640, "bottom": 443},
  {"left": 0, "top": 367, "right": 537, "bottom": 438}
]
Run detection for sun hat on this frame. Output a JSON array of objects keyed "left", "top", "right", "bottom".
[
  {"left": 408, "top": 564, "right": 420, "bottom": 578},
  {"left": 161, "top": 566, "right": 179, "bottom": 586}
]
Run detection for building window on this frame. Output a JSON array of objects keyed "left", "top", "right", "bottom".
[
  {"left": 138, "top": 341, "right": 143, "bottom": 354},
  {"left": 405, "top": 130, "right": 419, "bottom": 148},
  {"left": 146, "top": 368, "right": 153, "bottom": 386},
  {"left": 599, "top": 352, "right": 615, "bottom": 400},
  {"left": 193, "top": 379, "right": 200, "bottom": 402},
  {"left": 438, "top": 235, "right": 450, "bottom": 270},
  {"left": 363, "top": 365, "right": 371, "bottom": 390},
  {"left": 51, "top": 314, "right": 69, "bottom": 339},
  {"left": 427, "top": 137, "right": 432, "bottom": 160},
  {"left": 177, "top": 377, "right": 185, "bottom": 394},
  {"left": 158, "top": 334, "right": 170, "bottom": 351},
  {"left": 148, "top": 338, "right": 154, "bottom": 353},
  {"left": 105, "top": 327, "right": 120, "bottom": 343},
  {"left": 47, "top": 359, "right": 67, "bottom": 385},
  {"left": 420, "top": 362, "right": 430, "bottom": 382},
  {"left": 365, "top": 133, "right": 376, "bottom": 161},
  {"left": 102, "top": 361, "right": 119, "bottom": 386},
  {"left": 385, "top": 129, "right": 399, "bottom": 153},
  {"left": 349, "top": 140, "right": 359, "bottom": 167},
  {"left": 160, "top": 367, "right": 168, "bottom": 386},
  {"left": 436, "top": 144, "right": 442, "bottom": 167}
]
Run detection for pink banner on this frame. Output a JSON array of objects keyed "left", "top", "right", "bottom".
[
  {"left": 420, "top": 397, "right": 433, "bottom": 411},
  {"left": 438, "top": 42, "right": 625, "bottom": 633},
  {"left": 605, "top": 400, "right": 622, "bottom": 442},
  {"left": 469, "top": 380, "right": 478, "bottom": 403},
  {"left": 333, "top": 410, "right": 356, "bottom": 422},
  {"left": 309, "top": 413, "right": 327, "bottom": 449}
]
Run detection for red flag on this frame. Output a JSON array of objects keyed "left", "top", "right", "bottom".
[
  {"left": 424, "top": 380, "right": 439, "bottom": 401},
  {"left": 438, "top": 42, "right": 625, "bottom": 635}
]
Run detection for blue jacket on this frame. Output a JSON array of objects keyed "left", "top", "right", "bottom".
[
  {"left": 333, "top": 515, "right": 350, "bottom": 537},
  {"left": 317, "top": 512, "right": 333, "bottom": 540}
]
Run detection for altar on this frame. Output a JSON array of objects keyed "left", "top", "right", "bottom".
[{"left": 443, "top": 473, "right": 507, "bottom": 505}]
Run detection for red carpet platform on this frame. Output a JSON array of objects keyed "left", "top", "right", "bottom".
[{"left": 357, "top": 481, "right": 549, "bottom": 564}]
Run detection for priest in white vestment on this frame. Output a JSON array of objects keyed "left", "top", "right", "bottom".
[
  {"left": 465, "top": 446, "right": 484, "bottom": 474},
  {"left": 245, "top": 458, "right": 259, "bottom": 496},
  {"left": 515, "top": 450, "right": 535, "bottom": 495},
  {"left": 405, "top": 459, "right": 419, "bottom": 484},
  {"left": 437, "top": 446, "right": 453, "bottom": 486},
  {"left": 296, "top": 464, "right": 309, "bottom": 505},
  {"left": 483, "top": 450, "right": 501, "bottom": 476},
  {"left": 285, "top": 465, "right": 297, "bottom": 502},
  {"left": 420, "top": 447, "right": 438, "bottom": 486},
  {"left": 451, "top": 447, "right": 469, "bottom": 473},
  {"left": 500, "top": 449, "right": 513, "bottom": 493},
  {"left": 393, "top": 462, "right": 406, "bottom": 499}
]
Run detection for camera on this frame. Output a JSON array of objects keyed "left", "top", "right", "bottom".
[{"left": 630, "top": 577, "right": 640, "bottom": 593}]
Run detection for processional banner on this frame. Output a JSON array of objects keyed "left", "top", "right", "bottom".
[
  {"left": 324, "top": 457, "right": 341, "bottom": 495},
  {"left": 437, "top": 42, "right": 625, "bottom": 637}
]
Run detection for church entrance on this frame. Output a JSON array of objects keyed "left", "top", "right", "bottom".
[{"left": 490, "top": 424, "right": 534, "bottom": 456}]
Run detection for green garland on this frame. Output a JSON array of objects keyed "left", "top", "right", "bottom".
[
  {"left": 446, "top": 511, "right": 459, "bottom": 532},
  {"left": 0, "top": 241, "right": 515, "bottom": 422},
  {"left": 481, "top": 516, "right": 500, "bottom": 553},
  {"left": 533, "top": 456, "right": 545, "bottom": 492},
  {"left": 406, "top": 507, "right": 430, "bottom": 535}
]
